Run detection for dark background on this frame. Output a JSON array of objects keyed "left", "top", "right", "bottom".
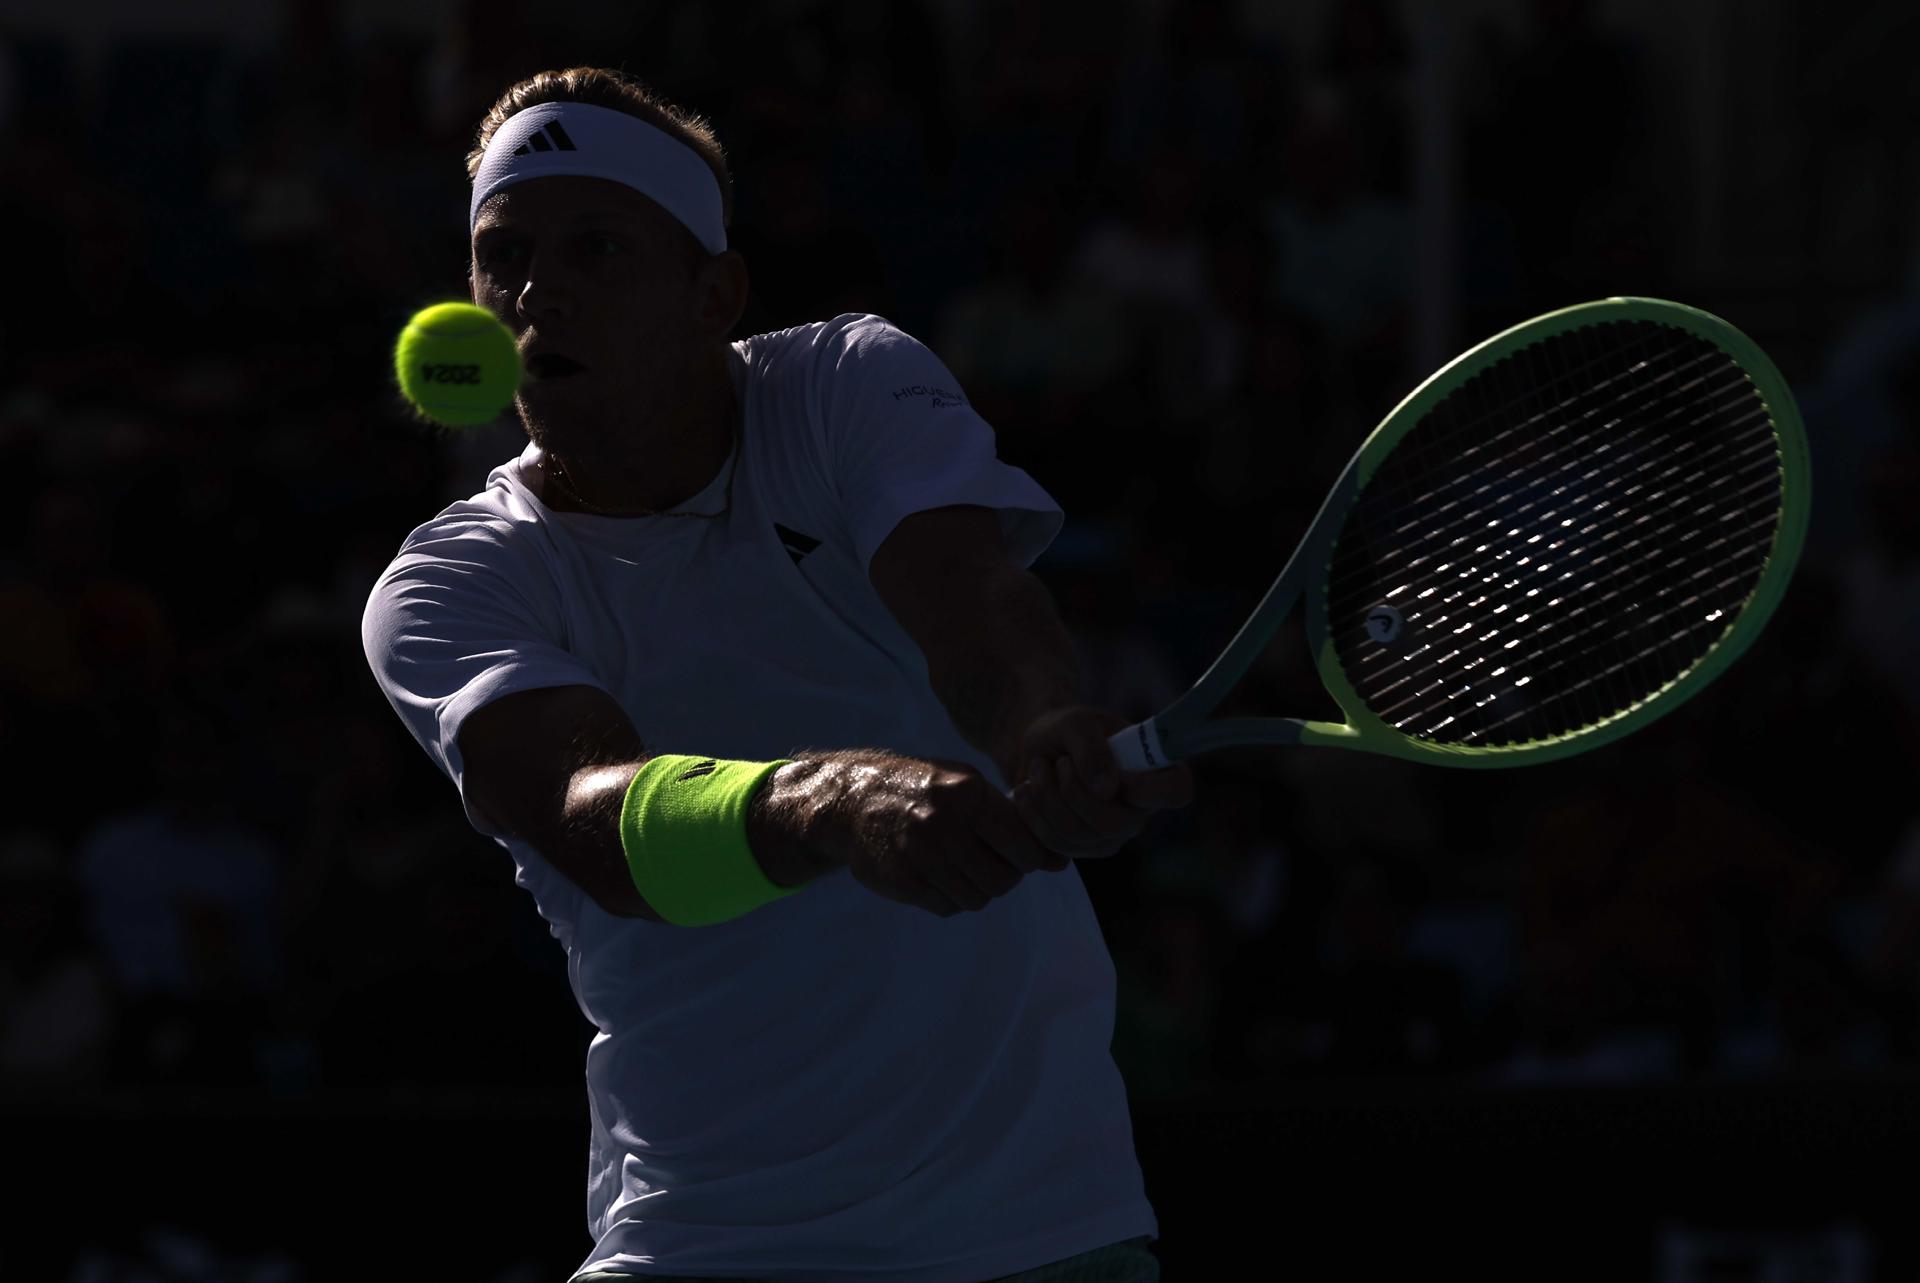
[{"left": 4, "top": 1, "right": 1919, "bottom": 1279}]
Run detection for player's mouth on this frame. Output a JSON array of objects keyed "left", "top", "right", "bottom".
[{"left": 527, "top": 352, "right": 589, "bottom": 381}]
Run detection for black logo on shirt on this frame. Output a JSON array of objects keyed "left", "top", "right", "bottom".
[
  {"left": 891, "top": 384, "right": 968, "bottom": 409},
  {"left": 775, "top": 522, "right": 822, "bottom": 565},
  {"left": 678, "top": 760, "right": 718, "bottom": 781}
]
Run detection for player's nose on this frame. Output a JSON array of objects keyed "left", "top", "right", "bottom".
[{"left": 515, "top": 254, "right": 575, "bottom": 325}]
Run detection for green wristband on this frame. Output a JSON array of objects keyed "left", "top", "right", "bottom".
[{"left": 619, "top": 755, "right": 794, "bottom": 926}]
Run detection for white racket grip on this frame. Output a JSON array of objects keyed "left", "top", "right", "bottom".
[{"left": 1107, "top": 719, "right": 1169, "bottom": 771}]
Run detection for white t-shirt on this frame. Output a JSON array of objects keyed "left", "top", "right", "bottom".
[{"left": 361, "top": 315, "right": 1157, "bottom": 1281}]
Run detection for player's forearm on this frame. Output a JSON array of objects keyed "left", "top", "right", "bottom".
[
  {"left": 550, "top": 726, "right": 1067, "bottom": 916},
  {"left": 922, "top": 568, "right": 1083, "bottom": 783},
  {"left": 548, "top": 759, "right": 832, "bottom": 915},
  {"left": 743, "top": 750, "right": 910, "bottom": 882},
  {"left": 548, "top": 763, "right": 661, "bottom": 917}
]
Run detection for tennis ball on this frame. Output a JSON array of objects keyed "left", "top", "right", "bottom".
[{"left": 393, "top": 302, "right": 522, "bottom": 427}]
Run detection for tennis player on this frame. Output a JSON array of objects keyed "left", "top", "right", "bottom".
[{"left": 362, "top": 68, "right": 1192, "bottom": 1283}]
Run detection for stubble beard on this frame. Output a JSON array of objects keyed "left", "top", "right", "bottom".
[{"left": 515, "top": 386, "right": 626, "bottom": 465}]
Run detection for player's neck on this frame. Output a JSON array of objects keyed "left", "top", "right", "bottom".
[{"left": 539, "top": 360, "right": 737, "bottom": 517}]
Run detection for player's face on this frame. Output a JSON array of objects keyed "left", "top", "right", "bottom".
[{"left": 469, "top": 176, "right": 710, "bottom": 452}]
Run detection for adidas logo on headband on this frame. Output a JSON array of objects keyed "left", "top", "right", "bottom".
[
  {"left": 512, "top": 122, "right": 578, "bottom": 156},
  {"left": 472, "top": 102, "right": 728, "bottom": 252}
]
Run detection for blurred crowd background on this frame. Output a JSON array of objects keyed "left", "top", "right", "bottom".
[{"left": 5, "top": 0, "right": 1920, "bottom": 1277}]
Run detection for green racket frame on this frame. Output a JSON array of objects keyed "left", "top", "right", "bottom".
[{"left": 1108, "top": 297, "right": 1811, "bottom": 770}]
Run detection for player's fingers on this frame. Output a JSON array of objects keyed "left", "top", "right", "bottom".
[
  {"left": 1063, "top": 731, "right": 1122, "bottom": 801},
  {"left": 1052, "top": 755, "right": 1151, "bottom": 838},
  {"left": 976, "top": 791, "right": 1056, "bottom": 876},
  {"left": 1014, "top": 768, "right": 1101, "bottom": 858},
  {"left": 1007, "top": 782, "right": 1073, "bottom": 871},
  {"left": 858, "top": 868, "right": 958, "bottom": 918},
  {"left": 957, "top": 838, "right": 1026, "bottom": 900},
  {"left": 1119, "top": 761, "right": 1196, "bottom": 811},
  {"left": 921, "top": 851, "right": 992, "bottom": 913}
]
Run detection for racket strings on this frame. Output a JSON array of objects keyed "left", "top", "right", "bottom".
[
  {"left": 1341, "top": 402, "right": 1779, "bottom": 685},
  {"left": 1326, "top": 358, "right": 1764, "bottom": 622},
  {"left": 1326, "top": 320, "right": 1785, "bottom": 747},
  {"left": 1357, "top": 330, "right": 1777, "bottom": 741},
  {"left": 1457, "top": 328, "right": 1780, "bottom": 734},
  {"left": 1467, "top": 328, "right": 1777, "bottom": 730},
  {"left": 1461, "top": 541, "right": 1777, "bottom": 742},
  {"left": 1346, "top": 322, "right": 1687, "bottom": 515},
  {"left": 1357, "top": 474, "right": 1774, "bottom": 734},
  {"left": 1362, "top": 325, "right": 1693, "bottom": 515},
  {"left": 1368, "top": 494, "right": 1778, "bottom": 732},
  {"left": 1357, "top": 335, "right": 1770, "bottom": 740},
  {"left": 1358, "top": 492, "right": 1770, "bottom": 712},
  {"left": 1329, "top": 339, "right": 1762, "bottom": 633},
  {"left": 1328, "top": 328, "right": 1736, "bottom": 579},
  {"left": 1386, "top": 367, "right": 1761, "bottom": 560}
]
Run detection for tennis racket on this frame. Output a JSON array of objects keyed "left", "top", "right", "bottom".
[{"left": 1108, "top": 296, "right": 1810, "bottom": 771}]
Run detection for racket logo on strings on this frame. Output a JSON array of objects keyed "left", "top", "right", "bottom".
[{"left": 1364, "top": 604, "right": 1406, "bottom": 646}]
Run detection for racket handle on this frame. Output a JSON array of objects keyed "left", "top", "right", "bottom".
[{"left": 1108, "top": 719, "right": 1171, "bottom": 771}]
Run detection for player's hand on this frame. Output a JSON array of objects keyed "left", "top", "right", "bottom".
[
  {"left": 1010, "top": 706, "right": 1195, "bottom": 860},
  {"left": 815, "top": 751, "right": 1062, "bottom": 918}
]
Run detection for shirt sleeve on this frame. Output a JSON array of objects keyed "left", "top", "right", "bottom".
[
  {"left": 360, "top": 514, "right": 612, "bottom": 838},
  {"left": 808, "top": 314, "right": 1064, "bottom": 571}
]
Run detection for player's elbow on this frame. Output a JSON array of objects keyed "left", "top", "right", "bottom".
[{"left": 457, "top": 686, "right": 664, "bottom": 921}]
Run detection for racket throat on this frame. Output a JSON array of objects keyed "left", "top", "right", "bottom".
[
  {"left": 1179, "top": 718, "right": 1362, "bottom": 757},
  {"left": 1109, "top": 717, "right": 1364, "bottom": 767}
]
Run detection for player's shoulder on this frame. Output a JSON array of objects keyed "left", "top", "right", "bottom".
[
  {"left": 737, "top": 312, "right": 930, "bottom": 378},
  {"left": 392, "top": 489, "right": 538, "bottom": 564},
  {"left": 371, "top": 477, "right": 553, "bottom": 607},
  {"left": 362, "top": 488, "right": 561, "bottom": 661}
]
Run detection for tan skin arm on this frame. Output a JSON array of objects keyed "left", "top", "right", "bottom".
[
  {"left": 457, "top": 685, "right": 662, "bottom": 919},
  {"left": 868, "top": 505, "right": 1194, "bottom": 849},
  {"left": 867, "top": 505, "right": 1079, "bottom": 784},
  {"left": 458, "top": 680, "right": 1059, "bottom": 922},
  {"left": 454, "top": 506, "right": 1187, "bottom": 925},
  {"left": 458, "top": 685, "right": 837, "bottom": 921}
]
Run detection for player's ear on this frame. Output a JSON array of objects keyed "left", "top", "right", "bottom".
[{"left": 692, "top": 249, "right": 749, "bottom": 340}]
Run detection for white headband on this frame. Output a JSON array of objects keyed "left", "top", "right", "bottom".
[{"left": 469, "top": 101, "right": 727, "bottom": 254}]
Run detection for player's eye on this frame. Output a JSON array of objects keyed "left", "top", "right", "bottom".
[{"left": 476, "top": 240, "right": 524, "bottom": 267}]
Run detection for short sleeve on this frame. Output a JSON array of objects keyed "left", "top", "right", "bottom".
[
  {"left": 810, "top": 315, "right": 1063, "bottom": 571},
  {"left": 361, "top": 515, "right": 611, "bottom": 837}
]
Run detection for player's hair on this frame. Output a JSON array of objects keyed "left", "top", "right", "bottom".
[{"left": 466, "top": 67, "right": 735, "bottom": 229}]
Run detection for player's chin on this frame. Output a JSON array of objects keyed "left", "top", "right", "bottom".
[{"left": 515, "top": 377, "right": 597, "bottom": 433}]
